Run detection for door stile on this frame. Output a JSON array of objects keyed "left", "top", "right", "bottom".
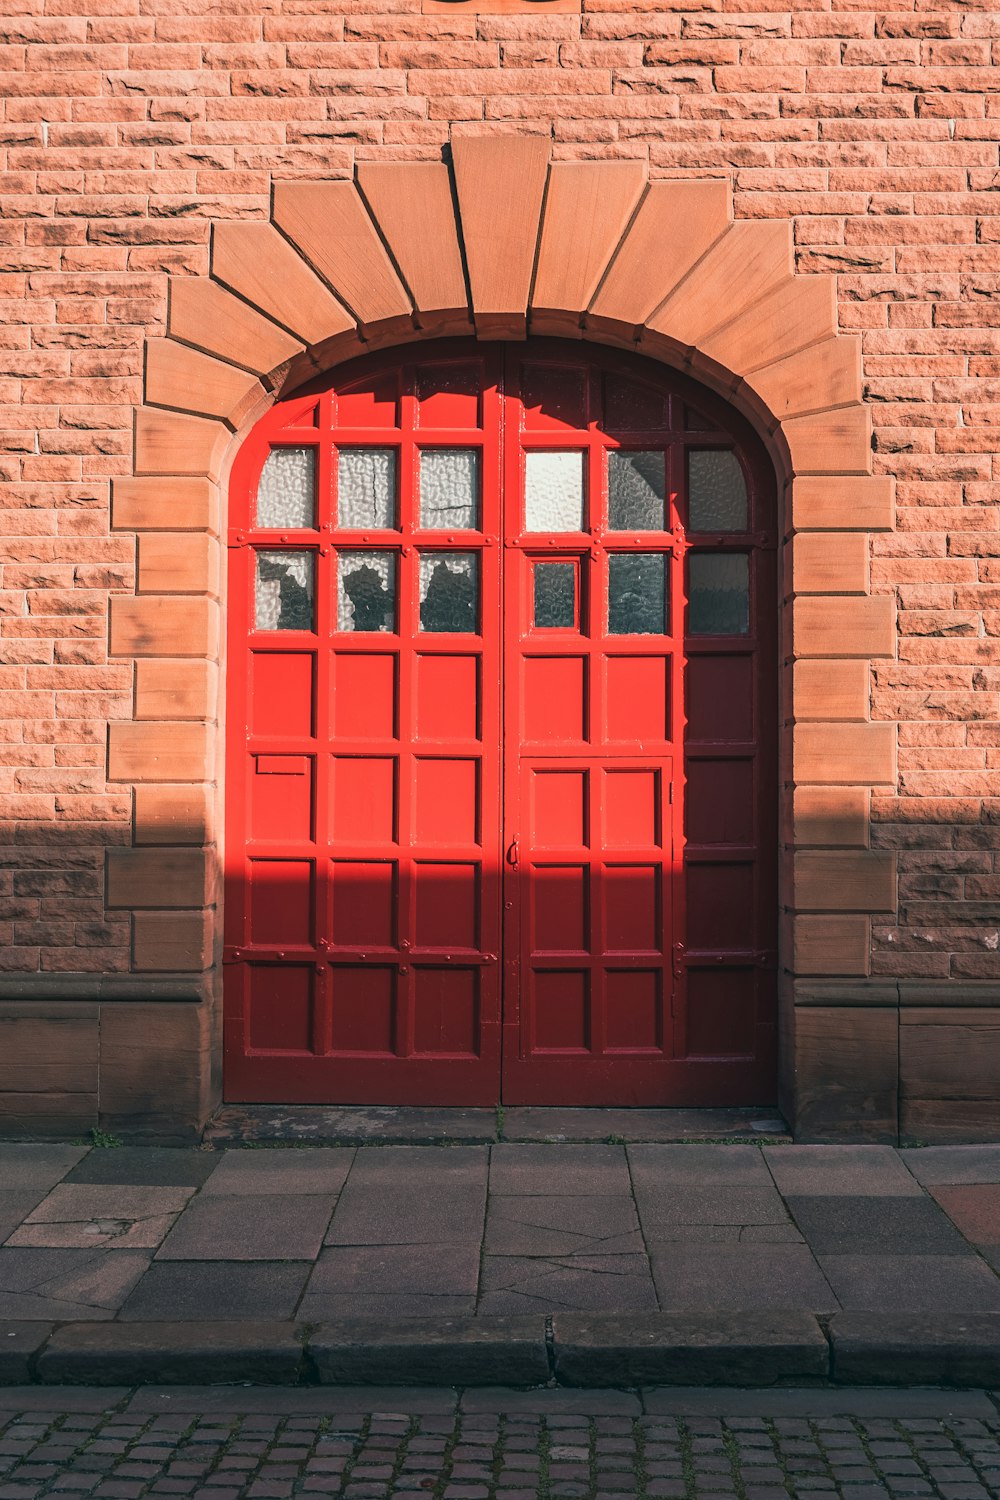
[
  {"left": 666, "top": 429, "right": 688, "bottom": 1061},
  {"left": 499, "top": 359, "right": 522, "bottom": 1073},
  {"left": 394, "top": 375, "right": 418, "bottom": 1061},
  {"left": 311, "top": 388, "right": 334, "bottom": 1057}
]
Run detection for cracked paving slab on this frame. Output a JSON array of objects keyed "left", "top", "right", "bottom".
[
  {"left": 0, "top": 1246, "right": 150, "bottom": 1319},
  {"left": 5, "top": 1184, "right": 193, "bottom": 1250},
  {"left": 478, "top": 1252, "right": 658, "bottom": 1315},
  {"left": 483, "top": 1194, "right": 645, "bottom": 1256}
]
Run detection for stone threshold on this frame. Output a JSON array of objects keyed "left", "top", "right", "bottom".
[
  {"left": 203, "top": 1104, "right": 791, "bottom": 1147},
  {"left": 5, "top": 1312, "right": 1000, "bottom": 1389}
]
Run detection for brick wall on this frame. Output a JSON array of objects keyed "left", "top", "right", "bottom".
[{"left": 0, "top": 3, "right": 997, "bottom": 1005}]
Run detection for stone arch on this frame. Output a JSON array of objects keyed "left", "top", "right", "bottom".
[{"left": 109, "top": 135, "right": 897, "bottom": 1134}]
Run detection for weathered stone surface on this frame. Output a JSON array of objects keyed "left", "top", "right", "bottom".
[
  {"left": 552, "top": 1311, "right": 829, "bottom": 1387},
  {"left": 311, "top": 1318, "right": 549, "bottom": 1387},
  {"left": 830, "top": 1311, "right": 1000, "bottom": 1388},
  {"left": 0, "top": 1323, "right": 52, "bottom": 1384},
  {"left": 37, "top": 1321, "right": 303, "bottom": 1386}
]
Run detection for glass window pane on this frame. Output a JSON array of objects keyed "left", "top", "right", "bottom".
[
  {"left": 419, "top": 449, "right": 479, "bottom": 530},
  {"left": 419, "top": 552, "right": 478, "bottom": 634},
  {"left": 256, "top": 447, "right": 315, "bottom": 530},
  {"left": 608, "top": 451, "right": 665, "bottom": 531},
  {"left": 525, "top": 451, "right": 585, "bottom": 532},
  {"left": 533, "top": 562, "right": 576, "bottom": 629},
  {"left": 608, "top": 553, "right": 666, "bottom": 636},
  {"left": 688, "top": 553, "right": 749, "bottom": 635},
  {"left": 255, "top": 550, "right": 314, "bottom": 632},
  {"left": 688, "top": 449, "right": 748, "bottom": 532},
  {"left": 338, "top": 447, "right": 397, "bottom": 529},
  {"left": 337, "top": 550, "right": 396, "bottom": 633}
]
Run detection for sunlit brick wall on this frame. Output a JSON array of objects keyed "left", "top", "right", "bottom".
[{"left": 0, "top": 0, "right": 997, "bottom": 984}]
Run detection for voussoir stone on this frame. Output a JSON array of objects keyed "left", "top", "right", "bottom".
[
  {"left": 36, "top": 1320, "right": 304, "bottom": 1386},
  {"left": 830, "top": 1311, "right": 1000, "bottom": 1388},
  {"left": 310, "top": 1317, "right": 549, "bottom": 1386},
  {"left": 552, "top": 1311, "right": 829, "bottom": 1387}
]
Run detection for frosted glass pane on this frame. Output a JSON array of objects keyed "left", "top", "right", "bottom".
[
  {"left": 525, "top": 451, "right": 585, "bottom": 532},
  {"left": 608, "top": 450, "right": 665, "bottom": 531},
  {"left": 419, "top": 552, "right": 478, "bottom": 634},
  {"left": 688, "top": 553, "right": 749, "bottom": 635},
  {"left": 534, "top": 563, "right": 576, "bottom": 628},
  {"left": 256, "top": 447, "right": 315, "bottom": 529},
  {"left": 608, "top": 553, "right": 666, "bottom": 635},
  {"left": 255, "top": 550, "right": 314, "bottom": 632},
  {"left": 420, "top": 449, "right": 479, "bottom": 530},
  {"left": 688, "top": 449, "right": 748, "bottom": 532},
  {"left": 337, "top": 550, "right": 395, "bottom": 633},
  {"left": 338, "top": 447, "right": 396, "bottom": 529}
]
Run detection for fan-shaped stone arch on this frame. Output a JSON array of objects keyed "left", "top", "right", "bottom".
[{"left": 109, "top": 134, "right": 898, "bottom": 1136}]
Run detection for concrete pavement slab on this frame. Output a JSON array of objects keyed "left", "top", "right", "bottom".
[
  {"left": 198, "top": 1146, "right": 355, "bottom": 1195},
  {"left": 7, "top": 1184, "right": 193, "bottom": 1251},
  {"left": 326, "top": 1180, "right": 485, "bottom": 1246},
  {"left": 478, "top": 1253, "right": 658, "bottom": 1315},
  {"left": 0, "top": 1247, "right": 149, "bottom": 1320},
  {"left": 764, "top": 1145, "right": 924, "bottom": 1196},
  {"left": 817, "top": 1253, "right": 1000, "bottom": 1312},
  {"left": 786, "top": 1195, "right": 973, "bottom": 1256},
  {"left": 484, "top": 1195, "right": 643, "bottom": 1256},
  {"left": 901, "top": 1146, "right": 1000, "bottom": 1186},
  {"left": 634, "top": 1184, "right": 791, "bottom": 1231},
  {"left": 300, "top": 1243, "right": 481, "bottom": 1320},
  {"left": 640, "top": 1387, "right": 1000, "bottom": 1418},
  {"left": 155, "top": 1194, "right": 335, "bottom": 1261},
  {"left": 63, "top": 1148, "right": 220, "bottom": 1188},
  {"left": 118, "top": 1261, "right": 312, "bottom": 1321},
  {"left": 929, "top": 1184, "right": 1000, "bottom": 1246},
  {"left": 0, "top": 1145, "right": 87, "bottom": 1192},
  {"left": 461, "top": 1388, "right": 643, "bottom": 1414},
  {"left": 489, "top": 1144, "right": 630, "bottom": 1195},
  {"left": 628, "top": 1144, "right": 774, "bottom": 1184},
  {"left": 0, "top": 1190, "right": 56, "bottom": 1243},
  {"left": 650, "top": 1244, "right": 838, "bottom": 1312}
]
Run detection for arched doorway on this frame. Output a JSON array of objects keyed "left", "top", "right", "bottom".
[{"left": 224, "top": 339, "right": 778, "bottom": 1107}]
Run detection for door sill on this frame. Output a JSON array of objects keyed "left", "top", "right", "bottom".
[{"left": 205, "top": 1103, "right": 789, "bottom": 1147}]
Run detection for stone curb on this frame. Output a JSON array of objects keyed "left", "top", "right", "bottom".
[
  {"left": 829, "top": 1312, "right": 1000, "bottom": 1389},
  {"left": 552, "top": 1312, "right": 828, "bottom": 1387},
  {"left": 3, "top": 1314, "right": 1000, "bottom": 1388}
]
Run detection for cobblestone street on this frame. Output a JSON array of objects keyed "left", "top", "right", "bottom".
[{"left": 0, "top": 1390, "right": 999, "bottom": 1500}]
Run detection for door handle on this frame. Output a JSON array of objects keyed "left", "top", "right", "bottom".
[{"left": 505, "top": 837, "right": 519, "bottom": 869}]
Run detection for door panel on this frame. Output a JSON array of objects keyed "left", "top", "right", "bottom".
[
  {"left": 225, "top": 351, "right": 503, "bottom": 1104},
  {"left": 224, "top": 339, "right": 778, "bottom": 1107}
]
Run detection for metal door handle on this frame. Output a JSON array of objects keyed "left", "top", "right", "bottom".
[{"left": 506, "top": 838, "right": 519, "bottom": 869}]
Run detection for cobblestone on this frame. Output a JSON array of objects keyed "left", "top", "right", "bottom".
[{"left": 0, "top": 1399, "right": 995, "bottom": 1498}]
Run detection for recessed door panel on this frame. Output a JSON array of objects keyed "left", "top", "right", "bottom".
[{"left": 225, "top": 339, "right": 777, "bottom": 1107}]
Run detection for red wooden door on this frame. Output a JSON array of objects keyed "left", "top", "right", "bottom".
[{"left": 224, "top": 340, "right": 777, "bottom": 1107}]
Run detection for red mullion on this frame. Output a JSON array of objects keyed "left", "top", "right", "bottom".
[
  {"left": 667, "top": 439, "right": 687, "bottom": 1062},
  {"left": 394, "top": 374, "right": 418, "bottom": 1060},
  {"left": 311, "top": 394, "right": 334, "bottom": 1056}
]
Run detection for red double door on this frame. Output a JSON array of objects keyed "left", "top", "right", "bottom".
[{"left": 224, "top": 341, "right": 777, "bottom": 1107}]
